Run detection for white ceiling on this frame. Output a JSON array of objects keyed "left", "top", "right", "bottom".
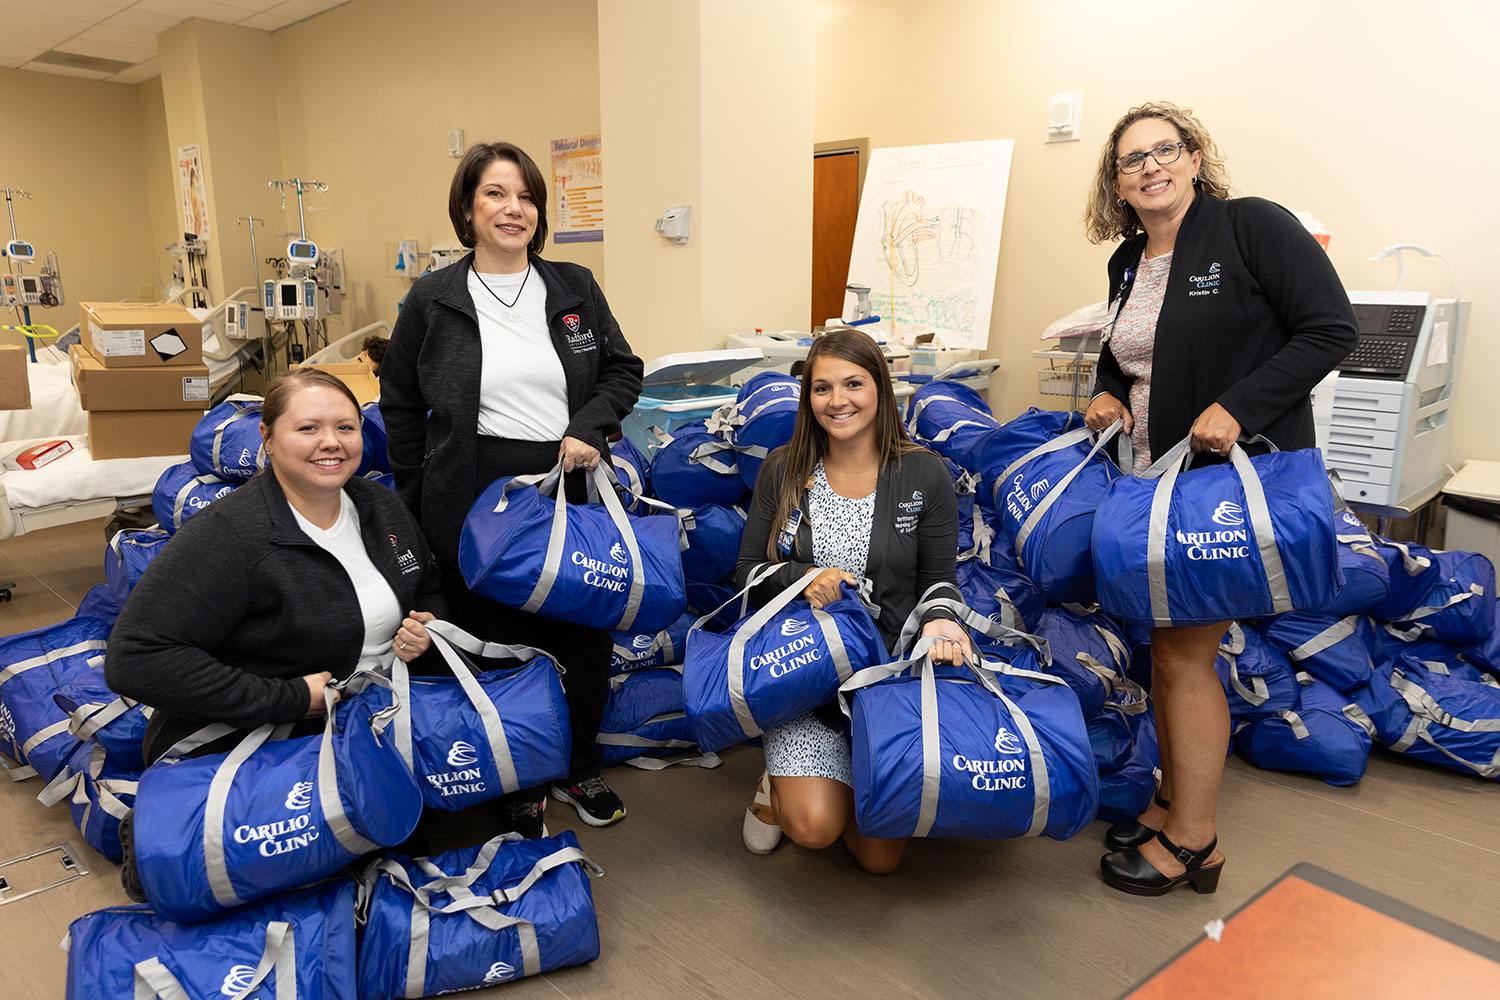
[{"left": 0, "top": 0, "right": 348, "bottom": 84}]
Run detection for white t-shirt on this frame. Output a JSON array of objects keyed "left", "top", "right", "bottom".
[
  {"left": 470, "top": 267, "right": 570, "bottom": 441},
  {"left": 289, "top": 491, "right": 403, "bottom": 673}
]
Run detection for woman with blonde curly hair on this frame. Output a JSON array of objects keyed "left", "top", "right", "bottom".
[{"left": 1082, "top": 102, "right": 1357, "bottom": 896}]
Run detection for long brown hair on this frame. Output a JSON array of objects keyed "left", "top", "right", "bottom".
[{"left": 763, "top": 329, "right": 923, "bottom": 561}]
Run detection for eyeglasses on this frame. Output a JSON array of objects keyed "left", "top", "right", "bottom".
[{"left": 1116, "top": 141, "right": 1186, "bottom": 174}]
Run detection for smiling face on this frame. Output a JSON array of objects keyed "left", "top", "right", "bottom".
[
  {"left": 1114, "top": 118, "right": 1202, "bottom": 231},
  {"left": 808, "top": 354, "right": 879, "bottom": 451},
  {"left": 260, "top": 384, "right": 363, "bottom": 504},
  {"left": 469, "top": 158, "right": 538, "bottom": 268}
]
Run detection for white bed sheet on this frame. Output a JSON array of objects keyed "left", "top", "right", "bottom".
[
  {"left": 0, "top": 436, "right": 182, "bottom": 509},
  {"left": 0, "top": 358, "right": 88, "bottom": 443}
]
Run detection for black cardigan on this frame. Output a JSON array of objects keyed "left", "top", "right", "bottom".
[
  {"left": 379, "top": 253, "right": 644, "bottom": 567},
  {"left": 106, "top": 472, "right": 447, "bottom": 762},
  {"left": 732, "top": 447, "right": 962, "bottom": 655},
  {"left": 1091, "top": 195, "right": 1358, "bottom": 461}
]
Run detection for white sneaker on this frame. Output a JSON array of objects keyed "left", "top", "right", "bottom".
[{"left": 742, "top": 771, "right": 783, "bottom": 855}]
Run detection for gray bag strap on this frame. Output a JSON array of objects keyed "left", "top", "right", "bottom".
[
  {"left": 1385, "top": 584, "right": 1486, "bottom": 640},
  {"left": 1013, "top": 420, "right": 1122, "bottom": 557},
  {"left": 1074, "top": 652, "right": 1149, "bottom": 710},
  {"left": 1386, "top": 667, "right": 1500, "bottom": 778},
  {"left": 0, "top": 636, "right": 110, "bottom": 688},
  {"left": 1272, "top": 709, "right": 1312, "bottom": 740},
  {"left": 892, "top": 591, "right": 1051, "bottom": 667},
  {"left": 171, "top": 472, "right": 225, "bottom": 529},
  {"left": 19, "top": 719, "right": 71, "bottom": 761},
  {"left": 1341, "top": 702, "right": 1378, "bottom": 738},
  {"left": 68, "top": 695, "right": 142, "bottom": 742},
  {"left": 904, "top": 392, "right": 995, "bottom": 444},
  {"left": 132, "top": 920, "right": 294, "bottom": 1000},
  {"left": 1383, "top": 540, "right": 1433, "bottom": 576},
  {"left": 209, "top": 400, "right": 265, "bottom": 478},
  {"left": 1285, "top": 616, "right": 1360, "bottom": 661}
]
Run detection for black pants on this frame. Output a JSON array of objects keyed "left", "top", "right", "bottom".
[{"left": 440, "top": 436, "right": 612, "bottom": 784}]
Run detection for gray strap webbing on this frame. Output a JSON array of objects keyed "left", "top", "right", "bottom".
[
  {"left": 204, "top": 724, "right": 275, "bottom": 909},
  {"left": 516, "top": 464, "right": 571, "bottom": 617},
  {"left": 619, "top": 750, "right": 722, "bottom": 770},
  {"left": 1075, "top": 653, "right": 1148, "bottom": 711},
  {"left": 1144, "top": 438, "right": 1193, "bottom": 625},
  {"left": 20, "top": 719, "right": 71, "bottom": 759},
  {"left": 1384, "top": 540, "right": 1432, "bottom": 576},
  {"left": 687, "top": 438, "right": 739, "bottom": 476},
  {"left": 1092, "top": 624, "right": 1131, "bottom": 671},
  {"left": 171, "top": 473, "right": 224, "bottom": 529},
  {"left": 1342, "top": 703, "right": 1378, "bottom": 738},
  {"left": 69, "top": 696, "right": 137, "bottom": 741},
  {"left": 315, "top": 685, "right": 381, "bottom": 856},
  {"left": 724, "top": 570, "right": 822, "bottom": 740},
  {"left": 1273, "top": 709, "right": 1312, "bottom": 740},
  {"left": 1218, "top": 621, "right": 1247, "bottom": 656},
  {"left": 1226, "top": 658, "right": 1270, "bottom": 707},
  {"left": 956, "top": 503, "right": 993, "bottom": 563},
  {"left": 1014, "top": 421, "right": 1121, "bottom": 557},
  {"left": 133, "top": 959, "right": 193, "bottom": 1000},
  {"left": 1387, "top": 584, "right": 1485, "bottom": 639},
  {"left": 906, "top": 393, "right": 995, "bottom": 443},
  {"left": 0, "top": 637, "right": 110, "bottom": 687},
  {"left": 915, "top": 651, "right": 943, "bottom": 837},
  {"left": 1286, "top": 616, "right": 1360, "bottom": 661},
  {"left": 1228, "top": 444, "right": 1292, "bottom": 614},
  {"left": 1386, "top": 669, "right": 1500, "bottom": 777}
]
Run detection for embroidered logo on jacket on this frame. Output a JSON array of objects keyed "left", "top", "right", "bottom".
[
  {"left": 390, "top": 534, "right": 421, "bottom": 575},
  {"left": 563, "top": 314, "right": 581, "bottom": 333},
  {"left": 1187, "top": 260, "right": 1222, "bottom": 297}
]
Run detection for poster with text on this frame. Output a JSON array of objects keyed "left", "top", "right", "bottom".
[
  {"left": 551, "top": 134, "right": 604, "bottom": 243},
  {"left": 845, "top": 139, "right": 1014, "bottom": 348},
  {"left": 177, "top": 143, "right": 210, "bottom": 241}
]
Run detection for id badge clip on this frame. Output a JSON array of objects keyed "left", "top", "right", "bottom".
[{"left": 777, "top": 509, "right": 803, "bottom": 556}]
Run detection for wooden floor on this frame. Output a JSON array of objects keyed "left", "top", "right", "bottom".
[{"left": 2, "top": 518, "right": 1498, "bottom": 999}]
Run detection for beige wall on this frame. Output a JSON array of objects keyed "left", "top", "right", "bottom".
[
  {"left": 814, "top": 0, "right": 1500, "bottom": 468},
  {"left": 272, "top": 0, "right": 604, "bottom": 337},
  {"left": 0, "top": 68, "right": 163, "bottom": 347},
  {"left": 136, "top": 77, "right": 182, "bottom": 287}
]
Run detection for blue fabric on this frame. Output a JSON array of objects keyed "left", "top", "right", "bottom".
[
  {"left": 105, "top": 528, "right": 171, "bottom": 610},
  {"left": 969, "top": 408, "right": 1084, "bottom": 512},
  {"left": 956, "top": 543, "right": 1045, "bottom": 634},
  {"left": 684, "top": 578, "right": 743, "bottom": 631},
  {"left": 1089, "top": 703, "right": 1159, "bottom": 823},
  {"left": 75, "top": 584, "right": 121, "bottom": 627},
  {"left": 1033, "top": 607, "right": 1134, "bottom": 720},
  {"left": 1258, "top": 613, "right": 1376, "bottom": 693},
  {"left": 728, "top": 372, "right": 800, "bottom": 488},
  {"left": 0, "top": 616, "right": 110, "bottom": 781},
  {"left": 903, "top": 380, "right": 1001, "bottom": 472},
  {"left": 1215, "top": 625, "right": 1301, "bottom": 719},
  {"left": 190, "top": 398, "right": 266, "bottom": 482},
  {"left": 1300, "top": 509, "right": 1390, "bottom": 616},
  {"left": 66, "top": 876, "right": 357, "bottom": 1000},
  {"left": 984, "top": 409, "right": 1120, "bottom": 604},
  {"left": 1233, "top": 674, "right": 1372, "bottom": 786},
  {"left": 133, "top": 700, "right": 423, "bottom": 923},
  {"left": 151, "top": 461, "right": 237, "bottom": 533},
  {"left": 849, "top": 665, "right": 1098, "bottom": 840},
  {"left": 681, "top": 503, "right": 746, "bottom": 584},
  {"left": 1462, "top": 595, "right": 1500, "bottom": 676},
  {"left": 648, "top": 419, "right": 746, "bottom": 508},
  {"left": 341, "top": 649, "right": 571, "bottom": 812},
  {"left": 1370, "top": 537, "right": 1441, "bottom": 620},
  {"left": 52, "top": 665, "right": 150, "bottom": 770},
  {"left": 598, "top": 668, "right": 697, "bottom": 765},
  {"left": 358, "top": 832, "right": 599, "bottom": 999},
  {"left": 364, "top": 470, "right": 396, "bottom": 491},
  {"left": 1093, "top": 447, "right": 1343, "bottom": 625},
  {"left": 48, "top": 740, "right": 139, "bottom": 862},
  {"left": 683, "top": 583, "right": 884, "bottom": 752},
  {"left": 1380, "top": 549, "right": 1495, "bottom": 644},
  {"left": 611, "top": 610, "right": 695, "bottom": 673},
  {"left": 459, "top": 473, "right": 687, "bottom": 635},
  {"left": 1351, "top": 656, "right": 1500, "bottom": 780},
  {"left": 608, "top": 435, "right": 653, "bottom": 512},
  {"left": 360, "top": 401, "right": 389, "bottom": 474}
]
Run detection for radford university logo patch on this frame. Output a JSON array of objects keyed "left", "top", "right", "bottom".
[{"left": 563, "top": 314, "right": 581, "bottom": 333}]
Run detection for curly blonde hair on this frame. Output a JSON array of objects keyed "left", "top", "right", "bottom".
[{"left": 1083, "top": 101, "right": 1232, "bottom": 244}]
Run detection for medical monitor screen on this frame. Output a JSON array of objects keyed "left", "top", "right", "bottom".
[
  {"left": 280, "top": 284, "right": 300, "bottom": 307},
  {"left": 19, "top": 276, "right": 38, "bottom": 293}
]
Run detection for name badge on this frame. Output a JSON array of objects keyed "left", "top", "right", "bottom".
[{"left": 777, "top": 509, "right": 803, "bottom": 556}]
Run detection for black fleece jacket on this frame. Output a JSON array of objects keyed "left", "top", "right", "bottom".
[
  {"left": 379, "top": 253, "right": 644, "bottom": 567},
  {"left": 1091, "top": 195, "right": 1358, "bottom": 460},
  {"left": 106, "top": 472, "right": 446, "bottom": 762},
  {"left": 733, "top": 447, "right": 962, "bottom": 656}
]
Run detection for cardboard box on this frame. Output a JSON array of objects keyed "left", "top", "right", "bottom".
[
  {"left": 70, "top": 346, "right": 211, "bottom": 411},
  {"left": 87, "top": 408, "right": 203, "bottom": 460},
  {"left": 0, "top": 344, "right": 30, "bottom": 410},
  {"left": 80, "top": 301, "right": 204, "bottom": 369},
  {"left": 296, "top": 361, "right": 380, "bottom": 406}
]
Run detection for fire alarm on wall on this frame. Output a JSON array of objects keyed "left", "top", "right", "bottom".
[
  {"left": 1046, "top": 93, "right": 1082, "bottom": 144},
  {"left": 448, "top": 129, "right": 465, "bottom": 158}
]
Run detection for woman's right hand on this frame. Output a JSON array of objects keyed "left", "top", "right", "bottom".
[
  {"left": 302, "top": 671, "right": 335, "bottom": 718},
  {"left": 1085, "top": 392, "right": 1133, "bottom": 434},
  {"left": 802, "top": 567, "right": 858, "bottom": 609}
]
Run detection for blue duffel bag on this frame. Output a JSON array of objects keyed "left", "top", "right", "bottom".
[
  {"left": 683, "top": 569, "right": 884, "bottom": 751},
  {"left": 341, "top": 622, "right": 570, "bottom": 811},
  {"left": 903, "top": 380, "right": 1000, "bottom": 471},
  {"left": 358, "top": 832, "right": 601, "bottom": 999},
  {"left": 648, "top": 419, "right": 745, "bottom": 508},
  {"left": 597, "top": 667, "right": 717, "bottom": 767},
  {"left": 1258, "top": 613, "right": 1376, "bottom": 693},
  {"left": 38, "top": 740, "right": 139, "bottom": 862},
  {"left": 151, "top": 460, "right": 237, "bottom": 533},
  {"left": 1034, "top": 606, "right": 1143, "bottom": 720},
  {"left": 190, "top": 396, "right": 266, "bottom": 482},
  {"left": 611, "top": 610, "right": 696, "bottom": 673},
  {"left": 706, "top": 371, "right": 800, "bottom": 489},
  {"left": 969, "top": 407, "right": 1085, "bottom": 512},
  {"left": 956, "top": 541, "right": 1045, "bottom": 634},
  {"left": 681, "top": 503, "right": 746, "bottom": 584},
  {"left": 460, "top": 461, "right": 690, "bottom": 635},
  {"left": 65, "top": 875, "right": 356, "bottom": 1000},
  {"left": 1380, "top": 549, "right": 1495, "bottom": 645},
  {"left": 842, "top": 630, "right": 1097, "bottom": 840},
  {"left": 132, "top": 686, "right": 423, "bottom": 923},
  {"left": 77, "top": 584, "right": 121, "bottom": 625},
  {"left": 989, "top": 414, "right": 1125, "bottom": 604},
  {"left": 1216, "top": 623, "right": 1301, "bottom": 719},
  {"left": 0, "top": 616, "right": 109, "bottom": 782},
  {"left": 1300, "top": 509, "right": 1390, "bottom": 616},
  {"left": 360, "top": 401, "right": 390, "bottom": 474},
  {"left": 1351, "top": 655, "right": 1500, "bottom": 780},
  {"left": 1093, "top": 437, "right": 1343, "bottom": 626},
  {"left": 1233, "top": 672, "right": 1374, "bottom": 786},
  {"left": 609, "top": 434, "right": 654, "bottom": 513},
  {"left": 1370, "top": 537, "right": 1440, "bottom": 621},
  {"left": 1090, "top": 699, "right": 1159, "bottom": 823},
  {"left": 52, "top": 662, "right": 152, "bottom": 770},
  {"left": 105, "top": 527, "right": 171, "bottom": 609}
]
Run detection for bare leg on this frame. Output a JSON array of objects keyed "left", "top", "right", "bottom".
[
  {"left": 1138, "top": 622, "right": 1228, "bottom": 876},
  {"left": 842, "top": 803, "right": 907, "bottom": 875},
  {"left": 1138, "top": 657, "right": 1173, "bottom": 829},
  {"left": 771, "top": 776, "right": 907, "bottom": 873}
]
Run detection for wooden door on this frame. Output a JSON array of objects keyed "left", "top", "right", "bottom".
[{"left": 811, "top": 150, "right": 860, "bottom": 330}]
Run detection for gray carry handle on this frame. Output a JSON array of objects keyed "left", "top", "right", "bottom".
[
  {"left": 892, "top": 587, "right": 1051, "bottom": 669},
  {"left": 133, "top": 921, "right": 294, "bottom": 1000},
  {"left": 904, "top": 392, "right": 996, "bottom": 443},
  {"left": 1012, "top": 420, "right": 1123, "bottom": 558}
]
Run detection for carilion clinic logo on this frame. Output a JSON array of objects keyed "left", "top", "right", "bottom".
[
  {"left": 284, "top": 781, "right": 314, "bottom": 811},
  {"left": 1212, "top": 501, "right": 1245, "bottom": 527},
  {"left": 221, "top": 965, "right": 260, "bottom": 996},
  {"left": 781, "top": 618, "right": 810, "bottom": 638},
  {"left": 447, "top": 741, "right": 479, "bottom": 767}
]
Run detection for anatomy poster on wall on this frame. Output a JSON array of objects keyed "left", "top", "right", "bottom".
[
  {"left": 551, "top": 134, "right": 604, "bottom": 243},
  {"left": 177, "top": 144, "right": 210, "bottom": 241},
  {"left": 845, "top": 139, "right": 1014, "bottom": 348}
]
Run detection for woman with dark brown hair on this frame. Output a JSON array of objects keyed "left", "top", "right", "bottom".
[
  {"left": 380, "top": 142, "right": 643, "bottom": 835},
  {"left": 731, "top": 329, "right": 969, "bottom": 873}
]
